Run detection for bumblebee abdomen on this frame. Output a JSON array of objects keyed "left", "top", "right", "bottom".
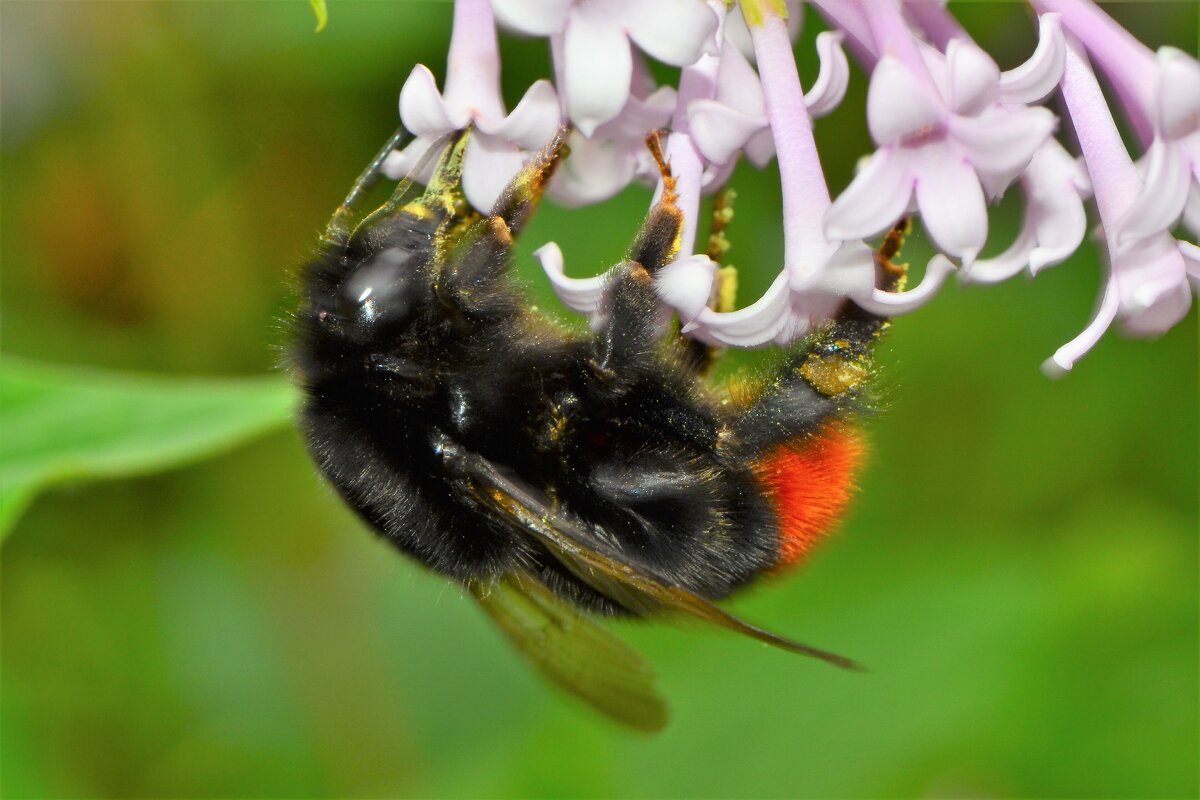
[{"left": 753, "top": 424, "right": 864, "bottom": 571}]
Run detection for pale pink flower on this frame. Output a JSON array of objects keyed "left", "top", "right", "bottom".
[
  {"left": 823, "top": 2, "right": 1061, "bottom": 265},
  {"left": 1044, "top": 38, "right": 1196, "bottom": 376},
  {"left": 382, "top": 0, "right": 560, "bottom": 212},
  {"left": 491, "top": 0, "right": 718, "bottom": 137}
]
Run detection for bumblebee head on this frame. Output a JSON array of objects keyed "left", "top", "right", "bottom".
[{"left": 293, "top": 213, "right": 443, "bottom": 388}]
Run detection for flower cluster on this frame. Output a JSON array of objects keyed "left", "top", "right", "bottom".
[{"left": 384, "top": 0, "right": 1198, "bottom": 373}]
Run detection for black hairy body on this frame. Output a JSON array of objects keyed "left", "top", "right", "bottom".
[{"left": 290, "top": 131, "right": 900, "bottom": 728}]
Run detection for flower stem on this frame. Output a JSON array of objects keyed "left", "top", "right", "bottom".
[
  {"left": 903, "top": 0, "right": 968, "bottom": 50},
  {"left": 1032, "top": 0, "right": 1155, "bottom": 144},
  {"left": 443, "top": 0, "right": 504, "bottom": 120},
  {"left": 809, "top": 0, "right": 878, "bottom": 67},
  {"left": 750, "top": 4, "right": 836, "bottom": 275},
  {"left": 1059, "top": 37, "right": 1139, "bottom": 226},
  {"left": 858, "top": 0, "right": 939, "bottom": 97}
]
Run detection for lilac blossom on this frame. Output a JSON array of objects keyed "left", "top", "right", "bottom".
[
  {"left": 1035, "top": 0, "right": 1200, "bottom": 241},
  {"left": 683, "top": 1, "right": 951, "bottom": 347},
  {"left": 1041, "top": 38, "right": 1196, "bottom": 376},
  {"left": 687, "top": 29, "right": 850, "bottom": 168},
  {"left": 381, "top": 0, "right": 560, "bottom": 212},
  {"left": 378, "top": 0, "right": 1195, "bottom": 374},
  {"left": 822, "top": 1, "right": 1062, "bottom": 265},
  {"left": 492, "top": 0, "right": 718, "bottom": 137},
  {"left": 539, "top": 0, "right": 949, "bottom": 346},
  {"left": 899, "top": 8, "right": 1087, "bottom": 284},
  {"left": 964, "top": 139, "right": 1092, "bottom": 284}
]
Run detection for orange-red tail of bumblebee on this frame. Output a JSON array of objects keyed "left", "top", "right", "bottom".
[{"left": 754, "top": 424, "right": 865, "bottom": 571}]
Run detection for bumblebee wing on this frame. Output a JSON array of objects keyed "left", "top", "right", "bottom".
[
  {"left": 469, "top": 573, "right": 668, "bottom": 732},
  {"left": 461, "top": 450, "right": 861, "bottom": 671}
]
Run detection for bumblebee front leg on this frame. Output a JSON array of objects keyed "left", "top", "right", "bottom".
[
  {"left": 437, "top": 130, "right": 569, "bottom": 314},
  {"left": 324, "top": 126, "right": 409, "bottom": 243}
]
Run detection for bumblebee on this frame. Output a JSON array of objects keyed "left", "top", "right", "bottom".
[{"left": 291, "top": 128, "right": 906, "bottom": 731}]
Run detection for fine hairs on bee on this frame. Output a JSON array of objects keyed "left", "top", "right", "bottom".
[{"left": 288, "top": 127, "right": 905, "bottom": 730}]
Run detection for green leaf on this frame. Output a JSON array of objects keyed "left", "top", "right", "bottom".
[
  {"left": 309, "top": 0, "right": 328, "bottom": 32},
  {"left": 0, "top": 357, "right": 298, "bottom": 540}
]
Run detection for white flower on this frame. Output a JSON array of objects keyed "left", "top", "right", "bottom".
[
  {"left": 1119, "top": 47, "right": 1200, "bottom": 241},
  {"left": 965, "top": 139, "right": 1092, "bottom": 284},
  {"left": 548, "top": 70, "right": 676, "bottom": 207},
  {"left": 492, "top": 0, "right": 718, "bottom": 137},
  {"left": 824, "top": 14, "right": 1062, "bottom": 265},
  {"left": 381, "top": 0, "right": 560, "bottom": 212},
  {"left": 1045, "top": 37, "right": 1195, "bottom": 375},
  {"left": 687, "top": 30, "right": 850, "bottom": 168}
]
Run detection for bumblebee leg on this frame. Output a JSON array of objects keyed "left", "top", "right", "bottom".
[
  {"left": 436, "top": 130, "right": 569, "bottom": 317},
  {"left": 590, "top": 264, "right": 664, "bottom": 380},
  {"left": 489, "top": 128, "right": 570, "bottom": 237},
  {"left": 587, "top": 135, "right": 694, "bottom": 379},
  {"left": 726, "top": 218, "right": 912, "bottom": 459},
  {"left": 324, "top": 126, "right": 409, "bottom": 243},
  {"left": 629, "top": 132, "right": 685, "bottom": 274}
]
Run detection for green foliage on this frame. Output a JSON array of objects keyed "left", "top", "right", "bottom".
[
  {"left": 0, "top": 357, "right": 295, "bottom": 539},
  {"left": 0, "top": 1, "right": 1195, "bottom": 798},
  {"left": 309, "top": 0, "right": 328, "bottom": 32}
]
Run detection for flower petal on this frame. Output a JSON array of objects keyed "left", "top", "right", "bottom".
[
  {"left": 462, "top": 134, "right": 529, "bottom": 212},
  {"left": 687, "top": 271, "right": 791, "bottom": 347},
  {"left": 854, "top": 255, "right": 956, "bottom": 315},
  {"left": 1029, "top": 189, "right": 1087, "bottom": 274},
  {"left": 622, "top": 0, "right": 718, "bottom": 66},
  {"left": 946, "top": 38, "right": 1000, "bottom": 115},
  {"left": 998, "top": 13, "right": 1066, "bottom": 105},
  {"left": 824, "top": 149, "right": 915, "bottom": 241},
  {"left": 963, "top": 217, "right": 1036, "bottom": 284},
  {"left": 655, "top": 255, "right": 717, "bottom": 324},
  {"left": 804, "top": 31, "right": 850, "bottom": 118},
  {"left": 744, "top": 128, "right": 776, "bottom": 168},
  {"left": 537, "top": 242, "right": 610, "bottom": 314},
  {"left": 1179, "top": 239, "right": 1200, "bottom": 290},
  {"left": 712, "top": 39, "right": 765, "bottom": 118},
  {"left": 399, "top": 65, "right": 461, "bottom": 136},
  {"left": 1155, "top": 47, "right": 1200, "bottom": 140},
  {"left": 1025, "top": 140, "right": 1089, "bottom": 273},
  {"left": 687, "top": 99, "right": 766, "bottom": 166},
  {"left": 791, "top": 241, "right": 876, "bottom": 297},
  {"left": 491, "top": 0, "right": 573, "bottom": 36},
  {"left": 914, "top": 145, "right": 988, "bottom": 264},
  {"left": 548, "top": 132, "right": 637, "bottom": 207},
  {"left": 608, "top": 85, "right": 677, "bottom": 138},
  {"left": 867, "top": 57, "right": 944, "bottom": 146},
  {"left": 949, "top": 106, "right": 1056, "bottom": 178},
  {"left": 563, "top": 11, "right": 632, "bottom": 137},
  {"left": 1043, "top": 276, "right": 1118, "bottom": 377},
  {"left": 1114, "top": 234, "right": 1192, "bottom": 336},
  {"left": 1184, "top": 185, "right": 1200, "bottom": 238},
  {"left": 380, "top": 136, "right": 442, "bottom": 182},
  {"left": 1118, "top": 137, "right": 1190, "bottom": 243},
  {"left": 476, "top": 79, "right": 561, "bottom": 149}
]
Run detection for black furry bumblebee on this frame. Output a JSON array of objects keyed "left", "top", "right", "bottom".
[{"left": 291, "top": 127, "right": 907, "bottom": 730}]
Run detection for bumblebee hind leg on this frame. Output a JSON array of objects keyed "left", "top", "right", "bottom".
[{"left": 726, "top": 218, "right": 911, "bottom": 459}]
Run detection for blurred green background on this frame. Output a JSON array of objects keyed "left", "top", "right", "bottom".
[{"left": 2, "top": 2, "right": 1196, "bottom": 797}]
